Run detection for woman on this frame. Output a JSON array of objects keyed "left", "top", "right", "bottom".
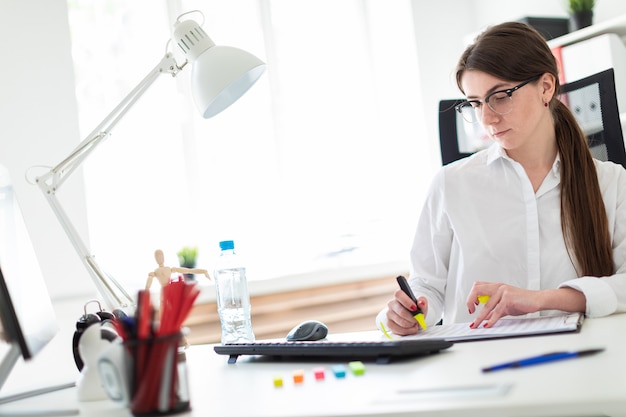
[{"left": 378, "top": 22, "right": 626, "bottom": 336}]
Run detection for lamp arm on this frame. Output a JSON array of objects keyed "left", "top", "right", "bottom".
[{"left": 36, "top": 52, "right": 184, "bottom": 310}]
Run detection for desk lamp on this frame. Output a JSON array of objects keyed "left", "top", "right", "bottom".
[{"left": 35, "top": 10, "right": 266, "bottom": 310}]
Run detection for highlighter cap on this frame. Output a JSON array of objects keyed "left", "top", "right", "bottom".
[
  {"left": 413, "top": 312, "right": 427, "bottom": 330},
  {"left": 219, "top": 240, "right": 235, "bottom": 251}
]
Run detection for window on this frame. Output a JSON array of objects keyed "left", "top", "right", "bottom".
[{"left": 66, "top": 0, "right": 433, "bottom": 293}]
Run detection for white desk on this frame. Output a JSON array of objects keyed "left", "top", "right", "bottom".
[{"left": 2, "top": 313, "right": 625, "bottom": 417}]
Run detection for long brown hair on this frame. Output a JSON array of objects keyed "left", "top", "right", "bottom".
[{"left": 455, "top": 22, "right": 613, "bottom": 277}]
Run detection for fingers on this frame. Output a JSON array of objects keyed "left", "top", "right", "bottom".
[
  {"left": 467, "top": 281, "right": 502, "bottom": 329},
  {"left": 469, "top": 295, "right": 489, "bottom": 329},
  {"left": 466, "top": 281, "right": 503, "bottom": 315},
  {"left": 385, "top": 293, "right": 429, "bottom": 336},
  {"left": 416, "top": 297, "right": 428, "bottom": 316},
  {"left": 387, "top": 310, "right": 420, "bottom": 335},
  {"left": 468, "top": 284, "right": 537, "bottom": 329},
  {"left": 469, "top": 296, "right": 498, "bottom": 329},
  {"left": 471, "top": 302, "right": 506, "bottom": 329},
  {"left": 466, "top": 281, "right": 491, "bottom": 314},
  {"left": 395, "top": 288, "right": 418, "bottom": 312}
]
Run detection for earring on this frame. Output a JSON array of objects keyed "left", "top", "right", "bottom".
[{"left": 544, "top": 102, "right": 549, "bottom": 107}]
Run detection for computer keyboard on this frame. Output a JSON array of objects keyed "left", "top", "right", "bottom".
[{"left": 213, "top": 339, "right": 454, "bottom": 364}]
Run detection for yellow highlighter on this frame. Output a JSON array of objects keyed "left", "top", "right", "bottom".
[
  {"left": 478, "top": 295, "right": 490, "bottom": 305},
  {"left": 396, "top": 275, "right": 427, "bottom": 330}
]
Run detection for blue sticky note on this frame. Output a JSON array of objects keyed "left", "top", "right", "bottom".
[{"left": 331, "top": 365, "right": 346, "bottom": 378}]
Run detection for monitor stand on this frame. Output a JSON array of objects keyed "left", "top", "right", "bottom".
[{"left": 0, "top": 343, "right": 78, "bottom": 415}]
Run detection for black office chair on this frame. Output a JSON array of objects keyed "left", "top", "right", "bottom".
[{"left": 438, "top": 68, "right": 626, "bottom": 169}]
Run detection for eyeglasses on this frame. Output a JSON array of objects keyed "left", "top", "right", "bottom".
[{"left": 455, "top": 75, "right": 541, "bottom": 123}]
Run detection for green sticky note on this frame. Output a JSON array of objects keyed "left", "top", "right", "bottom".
[{"left": 348, "top": 361, "right": 365, "bottom": 376}]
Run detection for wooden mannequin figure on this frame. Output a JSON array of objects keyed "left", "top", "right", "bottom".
[
  {"left": 146, "top": 249, "right": 210, "bottom": 291},
  {"left": 147, "top": 250, "right": 209, "bottom": 347}
]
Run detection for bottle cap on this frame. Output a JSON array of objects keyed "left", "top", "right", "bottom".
[{"left": 219, "top": 240, "right": 235, "bottom": 251}]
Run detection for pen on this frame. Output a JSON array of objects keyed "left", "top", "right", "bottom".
[
  {"left": 482, "top": 348, "right": 605, "bottom": 373},
  {"left": 396, "top": 275, "right": 427, "bottom": 330}
]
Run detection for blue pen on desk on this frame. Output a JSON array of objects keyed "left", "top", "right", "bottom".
[{"left": 482, "top": 348, "right": 605, "bottom": 373}]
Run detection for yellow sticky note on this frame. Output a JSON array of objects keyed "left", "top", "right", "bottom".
[{"left": 478, "top": 295, "right": 490, "bottom": 304}]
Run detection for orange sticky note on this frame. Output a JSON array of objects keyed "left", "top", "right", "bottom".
[{"left": 293, "top": 369, "right": 305, "bottom": 384}]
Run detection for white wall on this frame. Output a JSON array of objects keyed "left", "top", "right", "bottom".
[
  {"left": 2, "top": 0, "right": 626, "bottom": 301},
  {"left": 0, "top": 0, "right": 94, "bottom": 299}
]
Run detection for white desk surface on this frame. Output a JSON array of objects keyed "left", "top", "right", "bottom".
[{"left": 1, "top": 312, "right": 625, "bottom": 417}]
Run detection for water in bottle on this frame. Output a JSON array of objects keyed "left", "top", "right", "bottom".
[{"left": 213, "top": 240, "right": 255, "bottom": 344}]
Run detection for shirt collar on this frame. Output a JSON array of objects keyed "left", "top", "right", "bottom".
[
  {"left": 486, "top": 143, "right": 561, "bottom": 176},
  {"left": 486, "top": 143, "right": 506, "bottom": 165}
]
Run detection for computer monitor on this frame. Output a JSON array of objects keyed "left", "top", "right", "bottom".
[
  {"left": 559, "top": 68, "right": 626, "bottom": 169},
  {"left": 438, "top": 99, "right": 490, "bottom": 165},
  {"left": 0, "top": 163, "right": 75, "bottom": 406}
]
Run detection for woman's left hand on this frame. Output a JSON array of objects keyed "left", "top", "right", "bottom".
[{"left": 466, "top": 281, "right": 542, "bottom": 329}]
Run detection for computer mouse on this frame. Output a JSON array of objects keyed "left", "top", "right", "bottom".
[{"left": 286, "top": 320, "right": 329, "bottom": 341}]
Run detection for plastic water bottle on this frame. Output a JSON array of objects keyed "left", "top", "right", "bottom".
[{"left": 213, "top": 240, "right": 255, "bottom": 344}]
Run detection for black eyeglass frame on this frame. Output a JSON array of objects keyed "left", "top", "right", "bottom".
[{"left": 454, "top": 75, "right": 542, "bottom": 117}]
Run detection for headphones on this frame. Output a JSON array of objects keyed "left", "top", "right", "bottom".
[{"left": 72, "top": 299, "right": 124, "bottom": 371}]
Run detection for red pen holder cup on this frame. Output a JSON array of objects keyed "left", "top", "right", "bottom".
[{"left": 124, "top": 332, "right": 190, "bottom": 416}]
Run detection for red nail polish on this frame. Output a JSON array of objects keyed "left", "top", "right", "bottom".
[
  {"left": 469, "top": 322, "right": 474, "bottom": 329},
  {"left": 410, "top": 305, "right": 417, "bottom": 312}
]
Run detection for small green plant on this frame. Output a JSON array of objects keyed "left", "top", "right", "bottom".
[
  {"left": 568, "top": 0, "right": 595, "bottom": 12},
  {"left": 177, "top": 246, "right": 198, "bottom": 267}
]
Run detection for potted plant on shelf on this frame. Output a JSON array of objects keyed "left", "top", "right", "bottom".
[
  {"left": 568, "top": 0, "right": 595, "bottom": 31},
  {"left": 177, "top": 246, "right": 198, "bottom": 281}
]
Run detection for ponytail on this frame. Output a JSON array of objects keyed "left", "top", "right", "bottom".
[{"left": 553, "top": 100, "right": 614, "bottom": 276}]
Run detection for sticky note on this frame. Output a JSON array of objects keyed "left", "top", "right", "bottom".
[
  {"left": 348, "top": 361, "right": 365, "bottom": 376},
  {"left": 313, "top": 366, "right": 325, "bottom": 380},
  {"left": 293, "top": 369, "right": 305, "bottom": 384},
  {"left": 273, "top": 375, "right": 283, "bottom": 388},
  {"left": 331, "top": 365, "right": 346, "bottom": 378}
]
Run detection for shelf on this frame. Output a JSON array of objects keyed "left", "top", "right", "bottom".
[{"left": 548, "top": 14, "right": 626, "bottom": 48}]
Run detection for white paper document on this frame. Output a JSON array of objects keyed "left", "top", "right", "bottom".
[{"left": 401, "top": 312, "right": 584, "bottom": 342}]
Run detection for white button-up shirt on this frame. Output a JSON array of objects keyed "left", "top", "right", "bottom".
[{"left": 408, "top": 144, "right": 626, "bottom": 326}]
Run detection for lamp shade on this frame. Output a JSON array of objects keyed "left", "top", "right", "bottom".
[{"left": 173, "top": 17, "right": 266, "bottom": 118}]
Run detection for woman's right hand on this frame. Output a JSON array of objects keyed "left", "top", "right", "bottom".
[{"left": 384, "top": 289, "right": 428, "bottom": 336}]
